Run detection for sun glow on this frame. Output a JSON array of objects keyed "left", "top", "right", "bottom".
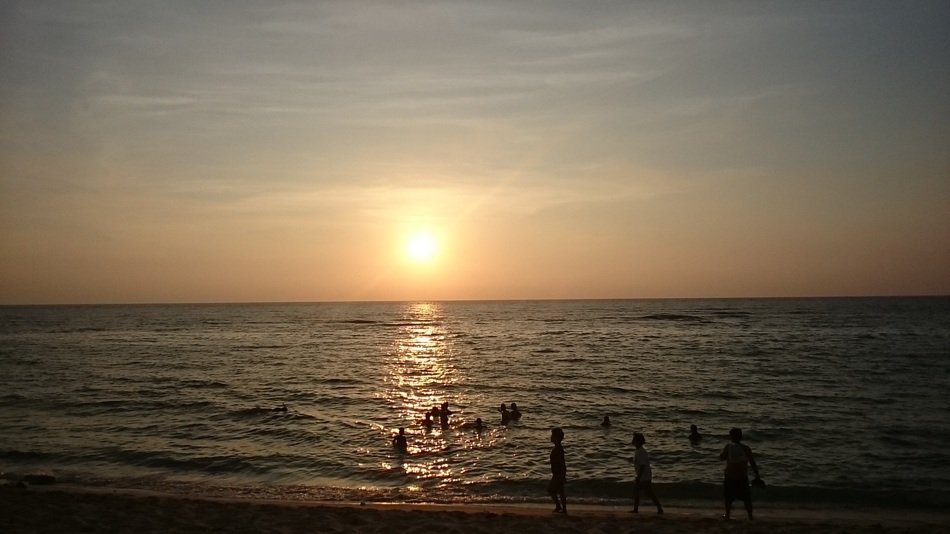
[{"left": 406, "top": 233, "right": 437, "bottom": 262}]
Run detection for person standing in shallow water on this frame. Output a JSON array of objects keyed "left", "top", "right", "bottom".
[
  {"left": 548, "top": 427, "right": 567, "bottom": 514},
  {"left": 631, "top": 432, "right": 663, "bottom": 514},
  {"left": 499, "top": 403, "right": 511, "bottom": 425},
  {"left": 392, "top": 428, "right": 408, "bottom": 452},
  {"left": 720, "top": 427, "right": 763, "bottom": 520}
]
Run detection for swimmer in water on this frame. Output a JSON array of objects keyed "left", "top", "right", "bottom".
[
  {"left": 392, "top": 427, "right": 408, "bottom": 452},
  {"left": 440, "top": 402, "right": 451, "bottom": 427},
  {"left": 601, "top": 415, "right": 612, "bottom": 427},
  {"left": 499, "top": 403, "right": 511, "bottom": 425},
  {"left": 510, "top": 402, "right": 522, "bottom": 420},
  {"left": 689, "top": 424, "right": 702, "bottom": 443},
  {"left": 462, "top": 417, "right": 485, "bottom": 431},
  {"left": 422, "top": 412, "right": 434, "bottom": 428}
]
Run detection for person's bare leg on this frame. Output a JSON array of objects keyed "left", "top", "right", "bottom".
[{"left": 646, "top": 486, "right": 663, "bottom": 514}]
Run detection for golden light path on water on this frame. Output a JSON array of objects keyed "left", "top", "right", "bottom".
[{"left": 375, "top": 303, "right": 500, "bottom": 492}]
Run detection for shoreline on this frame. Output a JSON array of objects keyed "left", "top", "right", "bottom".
[{"left": 2, "top": 484, "right": 948, "bottom": 533}]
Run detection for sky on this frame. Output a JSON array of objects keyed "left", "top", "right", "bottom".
[{"left": 1, "top": 1, "right": 948, "bottom": 304}]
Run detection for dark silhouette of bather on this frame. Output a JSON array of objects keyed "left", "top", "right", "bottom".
[
  {"left": 630, "top": 432, "right": 663, "bottom": 514},
  {"left": 509, "top": 402, "right": 522, "bottom": 420},
  {"left": 499, "top": 403, "right": 511, "bottom": 425},
  {"left": 440, "top": 402, "right": 452, "bottom": 427},
  {"left": 689, "top": 424, "right": 702, "bottom": 443},
  {"left": 461, "top": 417, "right": 484, "bottom": 431},
  {"left": 548, "top": 427, "right": 567, "bottom": 514},
  {"left": 720, "top": 427, "right": 763, "bottom": 520},
  {"left": 601, "top": 415, "right": 611, "bottom": 427},
  {"left": 392, "top": 427, "right": 408, "bottom": 452},
  {"left": 422, "top": 412, "right": 434, "bottom": 428}
]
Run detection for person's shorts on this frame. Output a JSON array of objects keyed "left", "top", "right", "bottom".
[
  {"left": 547, "top": 476, "right": 565, "bottom": 494},
  {"left": 723, "top": 476, "right": 750, "bottom": 502}
]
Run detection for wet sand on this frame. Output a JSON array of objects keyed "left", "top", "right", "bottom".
[{"left": 1, "top": 485, "right": 947, "bottom": 534}]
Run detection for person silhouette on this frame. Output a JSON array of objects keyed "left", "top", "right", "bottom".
[
  {"left": 631, "top": 432, "right": 663, "bottom": 514},
  {"left": 510, "top": 402, "right": 522, "bottom": 420},
  {"left": 689, "top": 424, "right": 702, "bottom": 443},
  {"left": 422, "top": 412, "right": 434, "bottom": 429},
  {"left": 720, "top": 427, "right": 763, "bottom": 520},
  {"left": 601, "top": 415, "right": 612, "bottom": 427},
  {"left": 548, "top": 427, "right": 567, "bottom": 514},
  {"left": 462, "top": 417, "right": 484, "bottom": 431},
  {"left": 439, "top": 402, "right": 451, "bottom": 427},
  {"left": 499, "top": 403, "right": 511, "bottom": 425},
  {"left": 392, "top": 427, "right": 408, "bottom": 452}
]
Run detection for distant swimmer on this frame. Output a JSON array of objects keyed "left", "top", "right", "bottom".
[
  {"left": 462, "top": 417, "right": 485, "bottom": 431},
  {"left": 499, "top": 403, "right": 511, "bottom": 425},
  {"left": 510, "top": 403, "right": 522, "bottom": 420},
  {"left": 720, "top": 427, "right": 763, "bottom": 520},
  {"left": 440, "top": 402, "right": 452, "bottom": 427},
  {"left": 689, "top": 424, "right": 702, "bottom": 443},
  {"left": 630, "top": 432, "right": 663, "bottom": 514},
  {"left": 422, "top": 412, "right": 434, "bottom": 428},
  {"left": 601, "top": 415, "right": 612, "bottom": 427},
  {"left": 392, "top": 427, "right": 408, "bottom": 452}
]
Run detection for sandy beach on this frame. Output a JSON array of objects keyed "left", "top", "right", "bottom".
[{"left": 2, "top": 485, "right": 948, "bottom": 534}]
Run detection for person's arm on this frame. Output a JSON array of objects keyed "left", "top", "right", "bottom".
[{"left": 745, "top": 445, "right": 761, "bottom": 479}]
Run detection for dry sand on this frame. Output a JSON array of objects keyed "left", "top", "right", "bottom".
[{"left": 1, "top": 485, "right": 948, "bottom": 534}]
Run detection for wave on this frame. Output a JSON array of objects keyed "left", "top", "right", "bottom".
[{"left": 633, "top": 314, "right": 712, "bottom": 323}]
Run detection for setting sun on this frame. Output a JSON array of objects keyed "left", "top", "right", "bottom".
[{"left": 406, "top": 233, "right": 437, "bottom": 262}]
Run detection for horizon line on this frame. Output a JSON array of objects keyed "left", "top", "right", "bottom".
[{"left": 2, "top": 293, "right": 948, "bottom": 307}]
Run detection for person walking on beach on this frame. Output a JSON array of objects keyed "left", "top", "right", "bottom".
[
  {"left": 631, "top": 432, "right": 664, "bottom": 514},
  {"left": 720, "top": 427, "right": 763, "bottom": 520},
  {"left": 548, "top": 427, "right": 567, "bottom": 514}
]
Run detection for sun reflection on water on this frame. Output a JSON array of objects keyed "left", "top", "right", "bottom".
[{"left": 377, "top": 302, "right": 483, "bottom": 483}]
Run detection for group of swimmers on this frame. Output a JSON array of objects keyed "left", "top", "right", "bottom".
[
  {"left": 420, "top": 402, "right": 454, "bottom": 429},
  {"left": 549, "top": 425, "right": 763, "bottom": 519},
  {"left": 404, "top": 401, "right": 523, "bottom": 441}
]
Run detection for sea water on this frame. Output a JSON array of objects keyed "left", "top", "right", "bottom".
[{"left": 1, "top": 298, "right": 949, "bottom": 508}]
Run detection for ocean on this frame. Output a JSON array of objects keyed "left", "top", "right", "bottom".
[{"left": 2, "top": 298, "right": 949, "bottom": 509}]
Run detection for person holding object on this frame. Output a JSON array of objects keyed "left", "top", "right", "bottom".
[{"left": 720, "top": 427, "right": 763, "bottom": 519}]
